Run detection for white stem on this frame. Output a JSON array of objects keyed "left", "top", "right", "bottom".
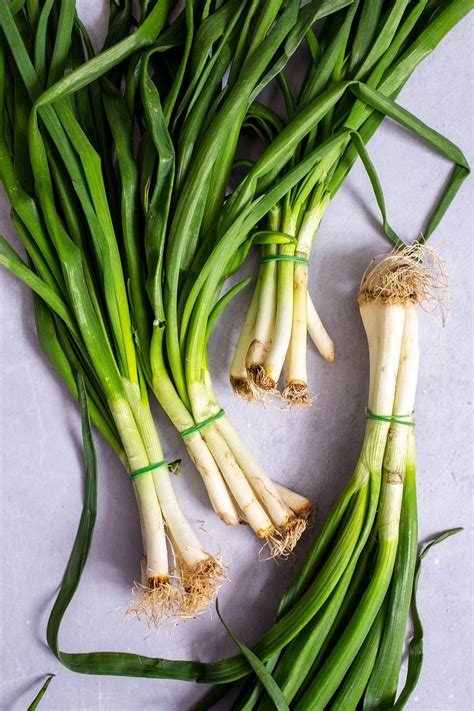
[
  {"left": 362, "top": 301, "right": 381, "bottom": 409},
  {"left": 360, "top": 301, "right": 406, "bottom": 415},
  {"left": 189, "top": 381, "right": 274, "bottom": 537},
  {"left": 285, "top": 203, "right": 327, "bottom": 390},
  {"left": 184, "top": 434, "right": 239, "bottom": 526},
  {"left": 358, "top": 300, "right": 406, "bottom": 476},
  {"left": 230, "top": 273, "right": 261, "bottom": 383},
  {"left": 274, "top": 483, "right": 313, "bottom": 519},
  {"left": 307, "top": 292, "right": 335, "bottom": 362},
  {"left": 378, "top": 303, "right": 420, "bottom": 543},
  {"left": 132, "top": 397, "right": 209, "bottom": 570},
  {"left": 151, "top": 373, "right": 239, "bottom": 526},
  {"left": 285, "top": 259, "right": 308, "bottom": 389},
  {"left": 247, "top": 246, "right": 278, "bottom": 370},
  {"left": 392, "top": 303, "right": 419, "bottom": 418},
  {"left": 134, "top": 476, "right": 169, "bottom": 580},
  {"left": 216, "top": 415, "right": 293, "bottom": 528},
  {"left": 202, "top": 426, "right": 276, "bottom": 536},
  {"left": 109, "top": 397, "right": 169, "bottom": 580},
  {"left": 263, "top": 215, "right": 297, "bottom": 385},
  {"left": 204, "top": 369, "right": 293, "bottom": 528}
]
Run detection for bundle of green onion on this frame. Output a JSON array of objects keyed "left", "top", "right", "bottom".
[
  {"left": 0, "top": 0, "right": 228, "bottom": 621},
  {"left": 230, "top": 0, "right": 472, "bottom": 405},
  {"left": 201, "top": 247, "right": 460, "bottom": 709}
]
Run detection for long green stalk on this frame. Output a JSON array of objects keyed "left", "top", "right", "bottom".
[
  {"left": 331, "top": 604, "right": 386, "bottom": 710},
  {"left": 363, "top": 425, "right": 418, "bottom": 708}
]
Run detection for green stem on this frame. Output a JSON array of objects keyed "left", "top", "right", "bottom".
[
  {"left": 363, "top": 428, "right": 418, "bottom": 709},
  {"left": 296, "top": 535, "right": 398, "bottom": 711},
  {"left": 331, "top": 603, "right": 386, "bottom": 710}
]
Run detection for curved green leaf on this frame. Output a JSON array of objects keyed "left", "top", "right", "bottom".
[{"left": 27, "top": 675, "right": 54, "bottom": 711}]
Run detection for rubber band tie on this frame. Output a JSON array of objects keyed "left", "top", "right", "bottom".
[
  {"left": 129, "top": 460, "right": 167, "bottom": 481},
  {"left": 366, "top": 409, "right": 415, "bottom": 427},
  {"left": 180, "top": 409, "right": 225, "bottom": 438},
  {"left": 260, "top": 254, "right": 309, "bottom": 265}
]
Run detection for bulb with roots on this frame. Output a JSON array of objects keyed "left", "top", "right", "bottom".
[
  {"left": 129, "top": 552, "right": 227, "bottom": 627},
  {"left": 230, "top": 288, "right": 334, "bottom": 405},
  {"left": 358, "top": 244, "right": 448, "bottom": 310}
]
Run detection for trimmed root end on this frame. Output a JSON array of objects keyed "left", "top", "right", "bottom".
[
  {"left": 247, "top": 366, "right": 280, "bottom": 403},
  {"left": 127, "top": 576, "right": 176, "bottom": 628},
  {"left": 257, "top": 526, "right": 285, "bottom": 560},
  {"left": 258, "top": 518, "right": 307, "bottom": 560},
  {"left": 128, "top": 557, "right": 228, "bottom": 626},
  {"left": 258, "top": 532, "right": 287, "bottom": 561},
  {"left": 359, "top": 245, "right": 448, "bottom": 309},
  {"left": 296, "top": 502, "right": 315, "bottom": 522},
  {"left": 230, "top": 375, "right": 253, "bottom": 400},
  {"left": 282, "top": 381, "right": 316, "bottom": 406},
  {"left": 279, "top": 516, "right": 308, "bottom": 555},
  {"left": 177, "top": 557, "right": 227, "bottom": 618}
]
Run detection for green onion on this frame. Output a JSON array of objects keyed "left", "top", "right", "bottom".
[
  {"left": 230, "top": 0, "right": 470, "bottom": 404},
  {"left": 0, "top": 1, "right": 226, "bottom": 622},
  {"left": 27, "top": 675, "right": 55, "bottom": 711},
  {"left": 207, "top": 248, "right": 463, "bottom": 709}
]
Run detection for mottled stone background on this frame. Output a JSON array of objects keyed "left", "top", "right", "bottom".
[{"left": 1, "top": 4, "right": 472, "bottom": 710}]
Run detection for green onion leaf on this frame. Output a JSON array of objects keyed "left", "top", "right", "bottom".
[
  {"left": 27, "top": 675, "right": 55, "bottom": 711},
  {"left": 393, "top": 528, "right": 463, "bottom": 710},
  {"left": 216, "top": 600, "right": 290, "bottom": 711}
]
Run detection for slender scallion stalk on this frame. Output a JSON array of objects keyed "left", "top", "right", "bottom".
[
  {"left": 244, "top": 209, "right": 280, "bottom": 396},
  {"left": 363, "top": 424, "right": 418, "bottom": 709},
  {"left": 284, "top": 194, "right": 330, "bottom": 402}
]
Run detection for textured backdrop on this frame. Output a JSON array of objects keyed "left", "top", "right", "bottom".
[{"left": 0, "top": 4, "right": 472, "bottom": 710}]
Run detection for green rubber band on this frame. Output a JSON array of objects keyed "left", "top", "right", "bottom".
[
  {"left": 129, "top": 460, "right": 167, "bottom": 481},
  {"left": 180, "top": 409, "right": 225, "bottom": 438},
  {"left": 366, "top": 410, "right": 415, "bottom": 427},
  {"left": 260, "top": 254, "right": 309, "bottom": 265}
]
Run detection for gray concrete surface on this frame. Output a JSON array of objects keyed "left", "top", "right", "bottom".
[{"left": 1, "top": 4, "right": 472, "bottom": 710}]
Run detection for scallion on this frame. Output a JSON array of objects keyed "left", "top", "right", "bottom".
[{"left": 230, "top": 0, "right": 470, "bottom": 404}]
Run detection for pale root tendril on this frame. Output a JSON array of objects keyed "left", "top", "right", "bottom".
[
  {"left": 282, "top": 381, "right": 316, "bottom": 407},
  {"left": 229, "top": 375, "right": 253, "bottom": 400},
  {"left": 177, "top": 557, "right": 227, "bottom": 619},
  {"left": 280, "top": 516, "right": 309, "bottom": 556},
  {"left": 247, "top": 365, "right": 281, "bottom": 403},
  {"left": 127, "top": 577, "right": 177, "bottom": 629},
  {"left": 358, "top": 244, "right": 448, "bottom": 313},
  {"left": 258, "top": 517, "right": 308, "bottom": 560}
]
